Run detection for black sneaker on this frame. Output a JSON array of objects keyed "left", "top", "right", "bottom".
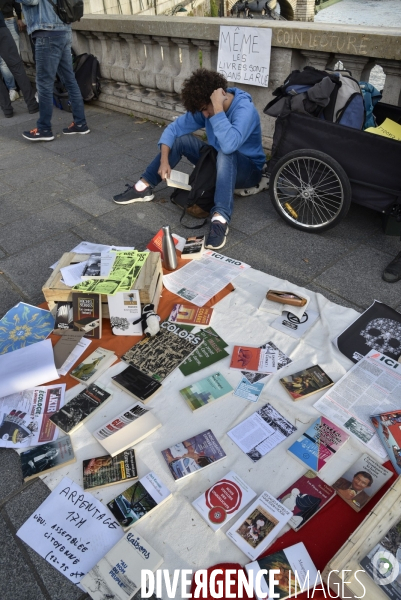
[
  {"left": 382, "top": 251, "right": 401, "bottom": 283},
  {"left": 63, "top": 122, "right": 90, "bottom": 135},
  {"left": 113, "top": 184, "right": 154, "bottom": 205},
  {"left": 3, "top": 110, "right": 13, "bottom": 118},
  {"left": 22, "top": 128, "right": 54, "bottom": 142},
  {"left": 205, "top": 221, "right": 229, "bottom": 250}
]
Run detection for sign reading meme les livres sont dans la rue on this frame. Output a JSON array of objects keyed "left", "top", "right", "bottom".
[{"left": 217, "top": 26, "right": 272, "bottom": 88}]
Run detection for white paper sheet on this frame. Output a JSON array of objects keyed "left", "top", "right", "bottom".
[
  {"left": 60, "top": 262, "right": 87, "bottom": 287},
  {"left": 0, "top": 339, "right": 59, "bottom": 397},
  {"left": 17, "top": 477, "right": 123, "bottom": 585},
  {"left": 163, "top": 250, "right": 250, "bottom": 307}
]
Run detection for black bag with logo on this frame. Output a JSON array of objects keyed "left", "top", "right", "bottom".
[
  {"left": 47, "top": 0, "right": 83, "bottom": 24},
  {"left": 170, "top": 145, "right": 217, "bottom": 228},
  {"left": 74, "top": 53, "right": 101, "bottom": 101}
]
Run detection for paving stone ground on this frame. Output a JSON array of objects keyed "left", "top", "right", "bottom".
[{"left": 0, "top": 98, "right": 399, "bottom": 600}]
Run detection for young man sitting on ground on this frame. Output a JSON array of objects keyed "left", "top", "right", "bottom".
[{"left": 113, "top": 68, "right": 266, "bottom": 250}]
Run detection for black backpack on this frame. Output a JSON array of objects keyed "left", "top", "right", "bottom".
[
  {"left": 53, "top": 77, "right": 72, "bottom": 112},
  {"left": 47, "top": 0, "right": 83, "bottom": 24},
  {"left": 170, "top": 145, "right": 217, "bottom": 228},
  {"left": 74, "top": 53, "right": 101, "bottom": 101}
]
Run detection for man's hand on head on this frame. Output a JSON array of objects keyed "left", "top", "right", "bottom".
[{"left": 210, "top": 88, "right": 227, "bottom": 114}]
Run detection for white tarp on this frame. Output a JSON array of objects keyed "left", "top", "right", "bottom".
[{"left": 39, "top": 268, "right": 378, "bottom": 586}]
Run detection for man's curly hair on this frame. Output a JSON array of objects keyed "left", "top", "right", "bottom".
[{"left": 181, "top": 69, "right": 228, "bottom": 114}]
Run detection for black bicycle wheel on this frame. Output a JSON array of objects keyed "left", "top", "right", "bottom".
[{"left": 270, "top": 149, "right": 352, "bottom": 232}]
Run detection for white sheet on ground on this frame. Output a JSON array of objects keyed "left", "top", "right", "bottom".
[{"left": 39, "top": 269, "right": 381, "bottom": 583}]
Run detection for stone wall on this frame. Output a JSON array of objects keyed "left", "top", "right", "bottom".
[{"left": 20, "top": 16, "right": 401, "bottom": 149}]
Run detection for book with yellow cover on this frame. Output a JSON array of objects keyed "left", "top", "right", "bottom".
[{"left": 365, "top": 118, "right": 401, "bottom": 141}]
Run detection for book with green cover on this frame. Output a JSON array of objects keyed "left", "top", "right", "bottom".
[
  {"left": 179, "top": 328, "right": 229, "bottom": 376},
  {"left": 180, "top": 372, "right": 233, "bottom": 411}
]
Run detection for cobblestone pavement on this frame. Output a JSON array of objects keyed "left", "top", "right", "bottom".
[{"left": 0, "top": 98, "right": 399, "bottom": 600}]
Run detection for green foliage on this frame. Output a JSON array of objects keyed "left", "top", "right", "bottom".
[{"left": 206, "top": 0, "right": 219, "bottom": 17}]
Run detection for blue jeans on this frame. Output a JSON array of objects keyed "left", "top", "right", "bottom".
[
  {"left": 34, "top": 30, "right": 86, "bottom": 132},
  {"left": 141, "top": 134, "right": 262, "bottom": 223},
  {"left": 0, "top": 18, "right": 19, "bottom": 91}
]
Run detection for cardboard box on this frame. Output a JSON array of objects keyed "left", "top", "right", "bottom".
[{"left": 43, "top": 252, "right": 163, "bottom": 317}]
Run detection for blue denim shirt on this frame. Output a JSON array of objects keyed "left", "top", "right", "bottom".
[{"left": 19, "top": 0, "right": 71, "bottom": 35}]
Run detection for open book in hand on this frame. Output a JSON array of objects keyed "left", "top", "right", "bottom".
[{"left": 166, "top": 170, "right": 192, "bottom": 191}]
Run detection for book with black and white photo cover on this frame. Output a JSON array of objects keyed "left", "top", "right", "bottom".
[
  {"left": 166, "top": 169, "right": 191, "bottom": 191},
  {"left": 107, "top": 472, "right": 172, "bottom": 530},
  {"left": 80, "top": 253, "right": 101, "bottom": 279},
  {"left": 192, "top": 470, "right": 257, "bottom": 532},
  {"left": 227, "top": 403, "right": 297, "bottom": 463},
  {"left": 241, "top": 341, "right": 292, "bottom": 385},
  {"left": 19, "top": 435, "right": 75, "bottom": 482},
  {"left": 107, "top": 290, "right": 142, "bottom": 337},
  {"left": 226, "top": 491, "right": 293, "bottom": 560},
  {"left": 181, "top": 235, "right": 205, "bottom": 260},
  {"left": 54, "top": 301, "right": 73, "bottom": 331},
  {"left": 334, "top": 300, "right": 401, "bottom": 363},
  {"left": 49, "top": 383, "right": 112, "bottom": 435},
  {"left": 280, "top": 365, "right": 334, "bottom": 400},
  {"left": 70, "top": 347, "right": 116, "bottom": 385},
  {"left": 81, "top": 531, "right": 163, "bottom": 600},
  {"left": 276, "top": 470, "right": 335, "bottom": 531},
  {"left": 83, "top": 450, "right": 138, "bottom": 491},
  {"left": 161, "top": 429, "right": 226, "bottom": 481},
  {"left": 359, "top": 519, "right": 401, "bottom": 600},
  {"left": 72, "top": 293, "right": 102, "bottom": 339},
  {"left": 246, "top": 542, "right": 319, "bottom": 600},
  {"left": 121, "top": 321, "right": 203, "bottom": 382},
  {"left": 332, "top": 453, "right": 393, "bottom": 512},
  {"left": 93, "top": 403, "right": 161, "bottom": 457},
  {"left": 111, "top": 365, "right": 162, "bottom": 404}
]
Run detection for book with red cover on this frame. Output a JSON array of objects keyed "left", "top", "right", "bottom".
[
  {"left": 277, "top": 469, "right": 335, "bottom": 531},
  {"left": 230, "top": 345, "right": 278, "bottom": 374},
  {"left": 169, "top": 304, "right": 213, "bottom": 328},
  {"left": 147, "top": 228, "right": 179, "bottom": 259}
]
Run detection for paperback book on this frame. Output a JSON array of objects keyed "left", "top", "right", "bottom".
[
  {"left": 72, "top": 292, "right": 102, "bottom": 339},
  {"left": 228, "top": 403, "right": 297, "bottom": 463},
  {"left": 169, "top": 304, "right": 213, "bottom": 328},
  {"left": 360, "top": 519, "right": 401, "bottom": 600},
  {"left": 192, "top": 470, "right": 257, "bottom": 532},
  {"left": 122, "top": 321, "right": 203, "bottom": 382},
  {"left": 332, "top": 453, "right": 393, "bottom": 512},
  {"left": 83, "top": 450, "right": 137, "bottom": 491},
  {"left": 241, "top": 341, "right": 292, "bottom": 384},
  {"left": 287, "top": 416, "right": 349, "bottom": 472},
  {"left": 70, "top": 347, "right": 116, "bottom": 385},
  {"left": 226, "top": 491, "right": 293, "bottom": 560},
  {"left": 111, "top": 365, "right": 162, "bottom": 403},
  {"left": 181, "top": 235, "right": 205, "bottom": 260},
  {"left": 107, "top": 290, "right": 142, "bottom": 336},
  {"left": 166, "top": 169, "right": 191, "bottom": 190},
  {"left": 81, "top": 531, "right": 163, "bottom": 600},
  {"left": 20, "top": 435, "right": 75, "bottom": 482},
  {"left": 49, "top": 383, "right": 112, "bottom": 435},
  {"left": 93, "top": 403, "right": 161, "bottom": 457},
  {"left": 179, "top": 328, "right": 229, "bottom": 376},
  {"left": 277, "top": 470, "right": 335, "bottom": 531},
  {"left": 246, "top": 542, "right": 319, "bottom": 600},
  {"left": 54, "top": 301, "right": 73, "bottom": 331},
  {"left": 280, "top": 365, "right": 334, "bottom": 400},
  {"left": 107, "top": 472, "right": 172, "bottom": 530},
  {"left": 179, "top": 372, "right": 233, "bottom": 412},
  {"left": 161, "top": 429, "right": 226, "bottom": 481},
  {"left": 230, "top": 345, "right": 278, "bottom": 374},
  {"left": 371, "top": 410, "right": 401, "bottom": 475}
]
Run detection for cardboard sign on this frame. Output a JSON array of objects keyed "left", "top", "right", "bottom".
[
  {"left": 217, "top": 26, "right": 272, "bottom": 88},
  {"left": 17, "top": 477, "right": 123, "bottom": 584}
]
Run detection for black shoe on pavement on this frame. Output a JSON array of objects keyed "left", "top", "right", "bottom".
[
  {"left": 113, "top": 184, "right": 154, "bottom": 205},
  {"left": 3, "top": 110, "right": 13, "bottom": 118},
  {"left": 382, "top": 251, "right": 401, "bottom": 283},
  {"left": 63, "top": 122, "right": 90, "bottom": 135},
  {"left": 205, "top": 220, "right": 229, "bottom": 250},
  {"left": 22, "top": 128, "right": 54, "bottom": 142},
  {"left": 28, "top": 102, "right": 40, "bottom": 114}
]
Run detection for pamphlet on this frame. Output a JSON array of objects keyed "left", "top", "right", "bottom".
[
  {"left": 163, "top": 250, "right": 250, "bottom": 307},
  {"left": 314, "top": 350, "right": 401, "bottom": 458},
  {"left": 227, "top": 403, "right": 297, "bottom": 462},
  {"left": 241, "top": 341, "right": 292, "bottom": 384},
  {"left": 271, "top": 309, "right": 319, "bottom": 339},
  {"left": 234, "top": 377, "right": 264, "bottom": 403}
]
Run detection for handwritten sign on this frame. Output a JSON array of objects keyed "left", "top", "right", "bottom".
[
  {"left": 217, "top": 26, "right": 272, "bottom": 88},
  {"left": 17, "top": 477, "right": 123, "bottom": 584}
]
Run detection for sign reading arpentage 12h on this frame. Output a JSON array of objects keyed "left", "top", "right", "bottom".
[{"left": 217, "top": 26, "right": 272, "bottom": 88}]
